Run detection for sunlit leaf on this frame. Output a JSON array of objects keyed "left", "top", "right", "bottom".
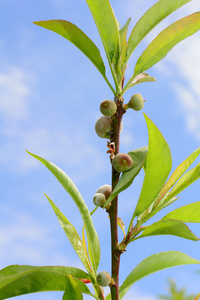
[
  {"left": 33, "top": 20, "right": 105, "bottom": 78},
  {"left": 163, "top": 202, "right": 200, "bottom": 223},
  {"left": 126, "top": 0, "right": 192, "bottom": 59},
  {"left": 129, "top": 72, "right": 156, "bottom": 88},
  {"left": 118, "top": 17, "right": 131, "bottom": 77},
  {"left": 84, "top": 0, "right": 120, "bottom": 85},
  {"left": 119, "top": 251, "right": 200, "bottom": 299},
  {"left": 133, "top": 114, "right": 172, "bottom": 217},
  {"left": 194, "top": 293, "right": 200, "bottom": 300},
  {"left": 0, "top": 265, "right": 93, "bottom": 300},
  {"left": 104, "top": 146, "right": 148, "bottom": 207},
  {"left": 166, "top": 163, "right": 200, "bottom": 202},
  {"left": 27, "top": 151, "right": 100, "bottom": 273},
  {"left": 45, "top": 195, "right": 92, "bottom": 272},
  {"left": 63, "top": 275, "right": 83, "bottom": 300},
  {"left": 159, "top": 147, "right": 200, "bottom": 199},
  {"left": 117, "top": 217, "right": 126, "bottom": 238},
  {"left": 134, "top": 13, "right": 200, "bottom": 76},
  {"left": 136, "top": 219, "right": 199, "bottom": 241}
]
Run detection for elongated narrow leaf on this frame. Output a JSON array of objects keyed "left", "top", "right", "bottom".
[
  {"left": 126, "top": 0, "right": 192, "bottom": 59},
  {"left": 119, "top": 251, "right": 200, "bottom": 299},
  {"left": 136, "top": 219, "right": 199, "bottom": 241},
  {"left": 0, "top": 265, "right": 90, "bottom": 283},
  {"left": 45, "top": 195, "right": 91, "bottom": 272},
  {"left": 134, "top": 13, "right": 200, "bottom": 76},
  {"left": 27, "top": 151, "right": 100, "bottom": 273},
  {"left": 104, "top": 146, "right": 148, "bottom": 207},
  {"left": 194, "top": 293, "right": 200, "bottom": 300},
  {"left": 85, "top": 0, "right": 119, "bottom": 76},
  {"left": 0, "top": 265, "right": 92, "bottom": 300},
  {"left": 166, "top": 163, "right": 200, "bottom": 201},
  {"left": 119, "top": 17, "right": 131, "bottom": 74},
  {"left": 33, "top": 20, "right": 106, "bottom": 78},
  {"left": 133, "top": 114, "right": 172, "bottom": 217},
  {"left": 163, "top": 202, "right": 200, "bottom": 223},
  {"left": 129, "top": 72, "right": 156, "bottom": 88},
  {"left": 63, "top": 275, "right": 83, "bottom": 300},
  {"left": 159, "top": 147, "right": 200, "bottom": 198}
]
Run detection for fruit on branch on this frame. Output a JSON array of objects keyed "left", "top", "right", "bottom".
[
  {"left": 96, "top": 271, "right": 112, "bottom": 287},
  {"left": 96, "top": 184, "right": 112, "bottom": 198},
  {"left": 93, "top": 193, "right": 106, "bottom": 207},
  {"left": 95, "top": 116, "right": 112, "bottom": 139},
  {"left": 100, "top": 99, "right": 117, "bottom": 116},
  {"left": 112, "top": 153, "right": 133, "bottom": 172},
  {"left": 128, "top": 93, "right": 144, "bottom": 111}
]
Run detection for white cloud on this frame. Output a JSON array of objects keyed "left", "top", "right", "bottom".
[
  {"left": 0, "top": 64, "right": 106, "bottom": 179},
  {"left": 0, "top": 65, "right": 33, "bottom": 123},
  {"left": 164, "top": 34, "right": 200, "bottom": 140},
  {"left": 0, "top": 208, "right": 83, "bottom": 268}
]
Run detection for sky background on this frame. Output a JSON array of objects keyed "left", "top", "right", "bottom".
[{"left": 1, "top": 0, "right": 200, "bottom": 299}]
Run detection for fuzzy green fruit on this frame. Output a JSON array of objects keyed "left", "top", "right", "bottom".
[
  {"left": 128, "top": 93, "right": 144, "bottom": 111},
  {"left": 96, "top": 271, "right": 112, "bottom": 287},
  {"left": 96, "top": 184, "right": 112, "bottom": 199},
  {"left": 100, "top": 99, "right": 117, "bottom": 116},
  {"left": 93, "top": 193, "right": 106, "bottom": 207},
  {"left": 95, "top": 116, "right": 112, "bottom": 139},
  {"left": 112, "top": 153, "right": 133, "bottom": 172}
]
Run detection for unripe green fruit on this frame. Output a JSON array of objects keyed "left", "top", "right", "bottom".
[
  {"left": 112, "top": 153, "right": 133, "bottom": 172},
  {"left": 96, "top": 271, "right": 112, "bottom": 287},
  {"left": 128, "top": 93, "right": 144, "bottom": 111},
  {"left": 100, "top": 99, "right": 117, "bottom": 116},
  {"left": 95, "top": 116, "right": 112, "bottom": 139},
  {"left": 93, "top": 193, "right": 106, "bottom": 207},
  {"left": 96, "top": 184, "right": 112, "bottom": 199}
]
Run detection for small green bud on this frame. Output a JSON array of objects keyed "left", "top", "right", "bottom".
[
  {"left": 95, "top": 116, "right": 112, "bottom": 139},
  {"left": 93, "top": 193, "right": 106, "bottom": 207},
  {"left": 112, "top": 153, "right": 133, "bottom": 172},
  {"left": 128, "top": 93, "right": 144, "bottom": 111},
  {"left": 96, "top": 271, "right": 112, "bottom": 287},
  {"left": 96, "top": 184, "right": 112, "bottom": 199},
  {"left": 100, "top": 99, "right": 117, "bottom": 116}
]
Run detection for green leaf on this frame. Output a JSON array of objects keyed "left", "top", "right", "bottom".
[
  {"left": 136, "top": 219, "right": 199, "bottom": 241},
  {"left": 104, "top": 146, "right": 148, "bottom": 207},
  {"left": 166, "top": 163, "right": 200, "bottom": 201},
  {"left": 134, "top": 12, "right": 200, "bottom": 76},
  {"left": 0, "top": 265, "right": 92, "bottom": 300},
  {"left": 0, "top": 265, "right": 90, "bottom": 282},
  {"left": 118, "top": 17, "right": 131, "bottom": 77},
  {"left": 133, "top": 114, "right": 172, "bottom": 217},
  {"left": 33, "top": 20, "right": 115, "bottom": 94},
  {"left": 163, "top": 202, "right": 200, "bottom": 223},
  {"left": 27, "top": 151, "right": 100, "bottom": 273},
  {"left": 34, "top": 20, "right": 105, "bottom": 77},
  {"left": 126, "top": 0, "right": 192, "bottom": 59},
  {"left": 129, "top": 72, "right": 156, "bottom": 88},
  {"left": 84, "top": 0, "right": 120, "bottom": 88},
  {"left": 63, "top": 275, "right": 83, "bottom": 300},
  {"left": 159, "top": 147, "right": 200, "bottom": 198},
  {"left": 45, "top": 195, "right": 92, "bottom": 272},
  {"left": 119, "top": 251, "right": 200, "bottom": 299}
]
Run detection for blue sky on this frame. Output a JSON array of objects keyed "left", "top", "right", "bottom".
[{"left": 1, "top": 0, "right": 200, "bottom": 299}]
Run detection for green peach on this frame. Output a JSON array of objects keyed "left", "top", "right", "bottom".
[
  {"left": 96, "top": 271, "right": 112, "bottom": 287},
  {"left": 95, "top": 116, "right": 112, "bottom": 139},
  {"left": 112, "top": 153, "right": 133, "bottom": 172},
  {"left": 96, "top": 184, "right": 112, "bottom": 199},
  {"left": 128, "top": 93, "right": 144, "bottom": 111},
  {"left": 100, "top": 99, "right": 117, "bottom": 116},
  {"left": 93, "top": 193, "right": 106, "bottom": 207}
]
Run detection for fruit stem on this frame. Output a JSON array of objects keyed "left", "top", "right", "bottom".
[{"left": 108, "top": 96, "right": 125, "bottom": 300}]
